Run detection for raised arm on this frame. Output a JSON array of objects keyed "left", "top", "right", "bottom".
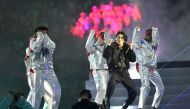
[
  {"left": 85, "top": 30, "right": 96, "bottom": 53},
  {"left": 132, "top": 26, "right": 141, "bottom": 48},
  {"left": 24, "top": 48, "right": 30, "bottom": 68},
  {"left": 29, "top": 32, "right": 45, "bottom": 52},
  {"left": 151, "top": 27, "right": 160, "bottom": 48},
  {"left": 43, "top": 34, "right": 56, "bottom": 52},
  {"left": 104, "top": 30, "right": 114, "bottom": 46}
]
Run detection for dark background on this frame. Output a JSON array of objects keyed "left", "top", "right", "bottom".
[{"left": 0, "top": 0, "right": 189, "bottom": 108}]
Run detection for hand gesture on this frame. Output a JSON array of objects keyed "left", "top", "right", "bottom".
[
  {"left": 136, "top": 24, "right": 142, "bottom": 31},
  {"left": 128, "top": 41, "right": 133, "bottom": 49},
  {"left": 107, "top": 39, "right": 113, "bottom": 46}
]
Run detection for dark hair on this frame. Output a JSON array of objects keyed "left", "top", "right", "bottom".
[
  {"left": 115, "top": 31, "right": 127, "bottom": 41},
  {"left": 94, "top": 32, "right": 105, "bottom": 41},
  {"left": 79, "top": 89, "right": 92, "bottom": 99},
  {"left": 98, "top": 32, "right": 105, "bottom": 40},
  {"left": 144, "top": 28, "right": 152, "bottom": 42},
  {"left": 35, "top": 26, "right": 49, "bottom": 32},
  {"left": 8, "top": 91, "right": 24, "bottom": 102},
  {"left": 145, "top": 29, "right": 152, "bottom": 37}
]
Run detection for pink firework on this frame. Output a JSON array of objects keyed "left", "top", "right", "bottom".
[{"left": 70, "top": 2, "right": 142, "bottom": 38}]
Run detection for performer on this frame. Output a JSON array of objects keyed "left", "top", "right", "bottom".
[
  {"left": 24, "top": 47, "right": 49, "bottom": 109},
  {"left": 26, "top": 26, "right": 61, "bottom": 109},
  {"left": 85, "top": 30, "right": 109, "bottom": 107},
  {"left": 132, "top": 25, "right": 165, "bottom": 109},
  {"left": 24, "top": 47, "right": 35, "bottom": 105},
  {"left": 103, "top": 31, "right": 137, "bottom": 109}
]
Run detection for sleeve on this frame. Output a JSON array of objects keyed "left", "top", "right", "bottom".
[
  {"left": 104, "top": 30, "right": 114, "bottom": 46},
  {"left": 43, "top": 34, "right": 56, "bottom": 52},
  {"left": 127, "top": 49, "right": 136, "bottom": 62},
  {"left": 103, "top": 46, "right": 112, "bottom": 60},
  {"left": 24, "top": 48, "right": 30, "bottom": 68},
  {"left": 132, "top": 26, "right": 141, "bottom": 48},
  {"left": 151, "top": 27, "right": 160, "bottom": 48},
  {"left": 103, "top": 44, "right": 115, "bottom": 66},
  {"left": 29, "top": 32, "right": 45, "bottom": 52},
  {"left": 85, "top": 30, "right": 96, "bottom": 53},
  {"left": 93, "top": 103, "right": 100, "bottom": 109}
]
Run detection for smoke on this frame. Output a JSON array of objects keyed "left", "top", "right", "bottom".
[
  {"left": 131, "top": 0, "right": 190, "bottom": 61},
  {"left": 67, "top": 0, "right": 190, "bottom": 61},
  {"left": 165, "top": 0, "right": 190, "bottom": 61}
]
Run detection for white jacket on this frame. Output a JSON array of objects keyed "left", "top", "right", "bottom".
[
  {"left": 132, "top": 27, "right": 159, "bottom": 68},
  {"left": 85, "top": 30, "right": 108, "bottom": 69},
  {"left": 29, "top": 32, "right": 56, "bottom": 71}
]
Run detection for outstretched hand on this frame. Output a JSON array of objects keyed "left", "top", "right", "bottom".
[
  {"left": 107, "top": 39, "right": 113, "bottom": 46},
  {"left": 136, "top": 23, "right": 142, "bottom": 32}
]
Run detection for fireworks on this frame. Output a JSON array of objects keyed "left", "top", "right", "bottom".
[{"left": 70, "top": 2, "right": 142, "bottom": 38}]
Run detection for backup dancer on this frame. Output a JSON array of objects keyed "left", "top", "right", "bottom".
[
  {"left": 25, "top": 26, "right": 61, "bottom": 109},
  {"left": 132, "top": 25, "right": 164, "bottom": 109},
  {"left": 85, "top": 30, "right": 109, "bottom": 107}
]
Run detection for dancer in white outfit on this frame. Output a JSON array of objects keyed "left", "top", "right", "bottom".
[
  {"left": 85, "top": 30, "right": 109, "bottom": 106},
  {"left": 25, "top": 26, "right": 61, "bottom": 109},
  {"left": 132, "top": 25, "right": 165, "bottom": 109}
]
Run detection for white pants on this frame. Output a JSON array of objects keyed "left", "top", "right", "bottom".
[
  {"left": 27, "top": 68, "right": 61, "bottom": 109},
  {"left": 92, "top": 69, "right": 109, "bottom": 104},
  {"left": 138, "top": 66, "right": 164, "bottom": 108}
]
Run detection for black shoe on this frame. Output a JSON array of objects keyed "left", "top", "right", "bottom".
[
  {"left": 99, "top": 104, "right": 106, "bottom": 109},
  {"left": 102, "top": 100, "right": 106, "bottom": 109},
  {"left": 152, "top": 106, "right": 157, "bottom": 109},
  {"left": 103, "top": 98, "right": 110, "bottom": 109},
  {"left": 121, "top": 103, "right": 129, "bottom": 109}
]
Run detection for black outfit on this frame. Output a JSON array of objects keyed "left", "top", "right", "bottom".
[
  {"left": 103, "top": 42, "right": 137, "bottom": 109},
  {"left": 72, "top": 99, "right": 99, "bottom": 109}
]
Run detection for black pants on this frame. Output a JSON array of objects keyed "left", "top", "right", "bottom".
[{"left": 105, "top": 69, "right": 137, "bottom": 108}]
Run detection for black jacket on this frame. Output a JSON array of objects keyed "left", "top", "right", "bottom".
[
  {"left": 103, "top": 42, "right": 136, "bottom": 71},
  {"left": 72, "top": 99, "right": 99, "bottom": 109}
]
